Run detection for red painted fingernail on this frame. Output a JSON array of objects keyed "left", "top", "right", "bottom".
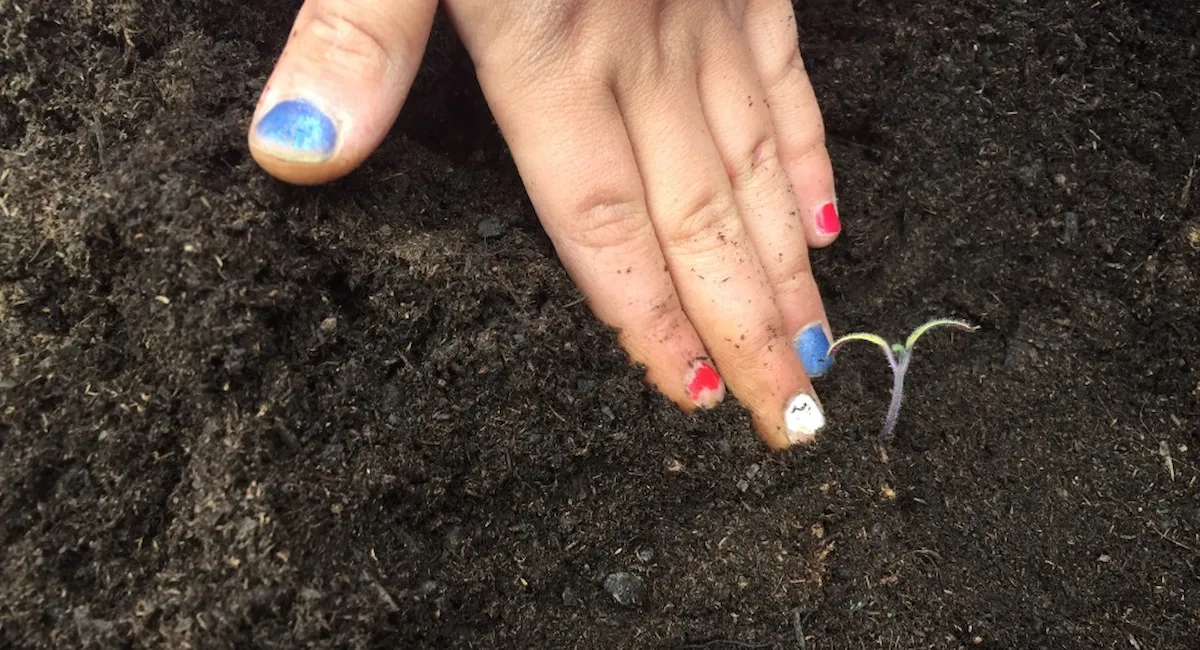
[
  {"left": 685, "top": 359, "right": 726, "bottom": 408},
  {"left": 815, "top": 202, "right": 840, "bottom": 236}
]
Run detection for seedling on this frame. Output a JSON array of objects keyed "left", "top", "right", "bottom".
[{"left": 825, "top": 319, "right": 978, "bottom": 441}]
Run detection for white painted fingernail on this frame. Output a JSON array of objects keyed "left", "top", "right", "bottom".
[{"left": 784, "top": 393, "right": 826, "bottom": 443}]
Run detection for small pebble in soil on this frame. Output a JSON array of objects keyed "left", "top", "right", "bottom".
[
  {"left": 562, "top": 586, "right": 582, "bottom": 607},
  {"left": 320, "top": 316, "right": 338, "bottom": 332},
  {"left": 300, "top": 588, "right": 323, "bottom": 600},
  {"left": 319, "top": 443, "right": 343, "bottom": 460},
  {"left": 72, "top": 606, "right": 114, "bottom": 645},
  {"left": 1004, "top": 313, "right": 1040, "bottom": 370},
  {"left": 477, "top": 216, "right": 506, "bottom": 239},
  {"left": 1185, "top": 223, "right": 1200, "bottom": 249},
  {"left": 1015, "top": 159, "right": 1044, "bottom": 188},
  {"left": 603, "top": 572, "right": 646, "bottom": 607},
  {"left": 444, "top": 526, "right": 462, "bottom": 551},
  {"left": 637, "top": 548, "right": 654, "bottom": 563},
  {"left": 1063, "top": 212, "right": 1080, "bottom": 244}
]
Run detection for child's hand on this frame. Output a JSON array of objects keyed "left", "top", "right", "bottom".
[{"left": 248, "top": 0, "right": 841, "bottom": 448}]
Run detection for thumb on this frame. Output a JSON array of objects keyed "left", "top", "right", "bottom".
[{"left": 249, "top": 0, "right": 438, "bottom": 185}]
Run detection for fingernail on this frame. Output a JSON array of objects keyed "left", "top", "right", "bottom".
[
  {"left": 784, "top": 392, "right": 825, "bottom": 443},
  {"left": 815, "top": 202, "right": 840, "bottom": 236},
  {"left": 253, "top": 98, "right": 338, "bottom": 162},
  {"left": 794, "top": 322, "right": 834, "bottom": 377},
  {"left": 685, "top": 358, "right": 726, "bottom": 408}
]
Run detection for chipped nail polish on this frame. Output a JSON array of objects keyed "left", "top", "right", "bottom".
[
  {"left": 794, "top": 322, "right": 834, "bottom": 377},
  {"left": 253, "top": 98, "right": 338, "bottom": 162},
  {"left": 784, "top": 392, "right": 825, "bottom": 443},
  {"left": 685, "top": 358, "right": 726, "bottom": 408},
  {"left": 815, "top": 202, "right": 840, "bottom": 236}
]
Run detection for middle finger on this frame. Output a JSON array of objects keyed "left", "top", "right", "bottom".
[{"left": 694, "top": 12, "right": 835, "bottom": 379}]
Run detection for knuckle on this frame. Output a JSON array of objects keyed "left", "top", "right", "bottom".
[
  {"left": 729, "top": 135, "right": 781, "bottom": 188},
  {"left": 785, "top": 126, "right": 828, "bottom": 168},
  {"left": 301, "top": 9, "right": 396, "bottom": 80},
  {"left": 768, "top": 54, "right": 814, "bottom": 103},
  {"left": 726, "top": 323, "right": 787, "bottom": 374},
  {"left": 759, "top": 41, "right": 806, "bottom": 91},
  {"left": 778, "top": 97, "right": 828, "bottom": 165},
  {"left": 660, "top": 191, "right": 739, "bottom": 255},
  {"left": 770, "top": 263, "right": 818, "bottom": 305},
  {"left": 788, "top": 50, "right": 808, "bottom": 76},
  {"left": 565, "top": 198, "right": 653, "bottom": 252},
  {"left": 638, "top": 297, "right": 691, "bottom": 346},
  {"left": 472, "top": 3, "right": 625, "bottom": 82}
]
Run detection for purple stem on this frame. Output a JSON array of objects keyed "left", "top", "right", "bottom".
[{"left": 879, "top": 349, "right": 911, "bottom": 441}]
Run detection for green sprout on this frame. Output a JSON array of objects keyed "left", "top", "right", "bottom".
[{"left": 825, "top": 319, "right": 978, "bottom": 441}]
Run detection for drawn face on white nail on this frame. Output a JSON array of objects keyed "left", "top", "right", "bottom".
[{"left": 785, "top": 394, "right": 826, "bottom": 439}]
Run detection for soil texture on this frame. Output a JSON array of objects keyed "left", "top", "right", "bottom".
[{"left": 2, "top": 0, "right": 1199, "bottom": 648}]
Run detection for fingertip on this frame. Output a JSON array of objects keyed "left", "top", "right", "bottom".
[
  {"left": 684, "top": 358, "right": 727, "bottom": 410},
  {"left": 621, "top": 333, "right": 727, "bottom": 416},
  {"left": 247, "top": 0, "right": 438, "bottom": 185},
  {"left": 752, "top": 413, "right": 795, "bottom": 451},
  {"left": 253, "top": 98, "right": 338, "bottom": 160},
  {"left": 248, "top": 97, "right": 356, "bottom": 185},
  {"left": 806, "top": 201, "right": 841, "bottom": 248},
  {"left": 643, "top": 361, "right": 698, "bottom": 414},
  {"left": 794, "top": 321, "right": 834, "bottom": 377},
  {"left": 783, "top": 391, "right": 825, "bottom": 444}
]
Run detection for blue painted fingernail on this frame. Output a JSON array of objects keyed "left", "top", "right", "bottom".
[
  {"left": 253, "top": 99, "right": 338, "bottom": 162},
  {"left": 794, "top": 323, "right": 834, "bottom": 377}
]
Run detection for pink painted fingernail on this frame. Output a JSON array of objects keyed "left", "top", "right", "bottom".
[
  {"left": 815, "top": 202, "right": 840, "bottom": 236},
  {"left": 685, "top": 359, "right": 726, "bottom": 408}
]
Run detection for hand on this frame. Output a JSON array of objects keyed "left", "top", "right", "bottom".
[{"left": 247, "top": 0, "right": 841, "bottom": 449}]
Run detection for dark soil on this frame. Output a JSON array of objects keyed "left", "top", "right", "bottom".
[{"left": 3, "top": 1, "right": 1199, "bottom": 648}]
